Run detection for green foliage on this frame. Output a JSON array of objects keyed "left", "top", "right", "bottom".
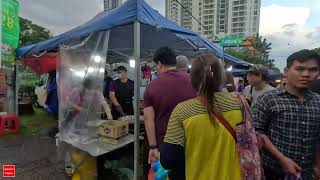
[
  {"left": 19, "top": 17, "right": 52, "bottom": 46},
  {"left": 225, "top": 34, "right": 276, "bottom": 68},
  {"left": 313, "top": 48, "right": 320, "bottom": 55},
  {"left": 104, "top": 158, "right": 134, "bottom": 180},
  {"left": 18, "top": 70, "right": 39, "bottom": 90}
]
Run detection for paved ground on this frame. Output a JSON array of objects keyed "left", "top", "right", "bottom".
[{"left": 0, "top": 132, "right": 68, "bottom": 180}]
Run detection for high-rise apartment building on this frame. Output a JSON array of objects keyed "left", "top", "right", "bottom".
[
  {"left": 166, "top": 0, "right": 261, "bottom": 38},
  {"left": 104, "top": 0, "right": 122, "bottom": 11}
]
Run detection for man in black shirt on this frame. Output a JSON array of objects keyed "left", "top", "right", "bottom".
[{"left": 310, "top": 77, "right": 320, "bottom": 95}]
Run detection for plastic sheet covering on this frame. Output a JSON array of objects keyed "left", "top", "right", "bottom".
[{"left": 58, "top": 31, "right": 109, "bottom": 145}]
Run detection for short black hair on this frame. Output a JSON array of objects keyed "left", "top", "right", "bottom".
[
  {"left": 116, "top": 66, "right": 127, "bottom": 72},
  {"left": 287, "top": 49, "right": 320, "bottom": 68},
  {"left": 153, "top": 47, "right": 176, "bottom": 66}
]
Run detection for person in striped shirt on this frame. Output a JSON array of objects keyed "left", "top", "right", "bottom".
[{"left": 160, "top": 53, "right": 243, "bottom": 180}]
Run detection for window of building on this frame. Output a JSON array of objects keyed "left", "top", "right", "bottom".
[
  {"left": 253, "top": 16, "right": 257, "bottom": 21},
  {"left": 254, "top": 11, "right": 257, "bottom": 15}
]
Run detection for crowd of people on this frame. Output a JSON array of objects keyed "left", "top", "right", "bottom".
[
  {"left": 143, "top": 47, "right": 320, "bottom": 180},
  {"left": 60, "top": 46, "right": 320, "bottom": 180}
]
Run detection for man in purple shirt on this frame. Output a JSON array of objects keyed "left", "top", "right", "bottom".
[
  {"left": 109, "top": 66, "right": 134, "bottom": 119},
  {"left": 144, "top": 47, "right": 196, "bottom": 164}
]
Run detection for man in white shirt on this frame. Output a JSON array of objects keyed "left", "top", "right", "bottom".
[{"left": 243, "top": 65, "right": 275, "bottom": 106}]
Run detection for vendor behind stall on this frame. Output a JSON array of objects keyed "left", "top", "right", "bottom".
[
  {"left": 66, "top": 77, "right": 112, "bottom": 134},
  {"left": 109, "top": 66, "right": 134, "bottom": 119}
]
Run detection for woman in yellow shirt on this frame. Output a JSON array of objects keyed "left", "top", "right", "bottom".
[{"left": 160, "top": 53, "right": 242, "bottom": 180}]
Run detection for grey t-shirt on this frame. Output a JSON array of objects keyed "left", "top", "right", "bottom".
[{"left": 243, "top": 84, "right": 275, "bottom": 106}]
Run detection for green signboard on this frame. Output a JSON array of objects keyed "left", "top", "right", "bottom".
[
  {"left": 1, "top": 0, "right": 20, "bottom": 64},
  {"left": 220, "top": 37, "right": 243, "bottom": 47}
]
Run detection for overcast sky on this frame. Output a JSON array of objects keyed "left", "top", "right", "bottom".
[{"left": 20, "top": 0, "right": 320, "bottom": 71}]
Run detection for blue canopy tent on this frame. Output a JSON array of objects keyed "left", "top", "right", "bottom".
[
  {"left": 16, "top": 0, "right": 253, "bottom": 68},
  {"left": 231, "top": 68, "right": 249, "bottom": 77},
  {"left": 224, "top": 53, "right": 253, "bottom": 68},
  {"left": 16, "top": 0, "right": 224, "bottom": 58},
  {"left": 231, "top": 67, "right": 283, "bottom": 80}
]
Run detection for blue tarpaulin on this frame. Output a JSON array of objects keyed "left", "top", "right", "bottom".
[
  {"left": 224, "top": 53, "right": 253, "bottom": 68},
  {"left": 16, "top": 0, "right": 255, "bottom": 69},
  {"left": 17, "top": 0, "right": 223, "bottom": 57},
  {"left": 232, "top": 67, "right": 283, "bottom": 79}
]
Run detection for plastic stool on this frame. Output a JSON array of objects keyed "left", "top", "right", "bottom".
[{"left": 0, "top": 114, "right": 20, "bottom": 136}]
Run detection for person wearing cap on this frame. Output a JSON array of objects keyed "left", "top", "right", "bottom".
[
  {"left": 109, "top": 66, "right": 134, "bottom": 119},
  {"left": 242, "top": 65, "right": 275, "bottom": 106}
]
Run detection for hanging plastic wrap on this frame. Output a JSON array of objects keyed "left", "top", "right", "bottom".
[{"left": 58, "top": 31, "right": 110, "bottom": 145}]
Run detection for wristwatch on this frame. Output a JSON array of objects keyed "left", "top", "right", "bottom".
[{"left": 149, "top": 145, "right": 158, "bottom": 149}]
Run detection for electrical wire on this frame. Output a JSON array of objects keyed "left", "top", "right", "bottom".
[{"left": 172, "top": 0, "right": 216, "bottom": 39}]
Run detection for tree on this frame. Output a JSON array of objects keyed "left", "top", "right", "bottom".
[
  {"left": 225, "top": 34, "right": 276, "bottom": 69},
  {"left": 19, "top": 17, "right": 52, "bottom": 46},
  {"left": 313, "top": 48, "right": 320, "bottom": 55}
]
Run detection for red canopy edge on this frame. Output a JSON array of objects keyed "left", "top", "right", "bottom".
[{"left": 21, "top": 53, "right": 59, "bottom": 75}]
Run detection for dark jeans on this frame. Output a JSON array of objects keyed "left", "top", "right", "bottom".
[{"left": 264, "top": 165, "right": 285, "bottom": 180}]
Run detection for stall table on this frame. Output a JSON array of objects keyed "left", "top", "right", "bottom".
[{"left": 56, "top": 116, "right": 145, "bottom": 180}]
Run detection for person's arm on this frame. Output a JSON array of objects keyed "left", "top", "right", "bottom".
[
  {"left": 252, "top": 95, "right": 269, "bottom": 136},
  {"left": 109, "top": 92, "right": 120, "bottom": 106},
  {"left": 109, "top": 81, "right": 123, "bottom": 113},
  {"left": 66, "top": 89, "right": 83, "bottom": 111},
  {"left": 143, "top": 86, "right": 159, "bottom": 164},
  {"left": 160, "top": 105, "right": 185, "bottom": 174},
  {"left": 144, "top": 106, "right": 157, "bottom": 147}
]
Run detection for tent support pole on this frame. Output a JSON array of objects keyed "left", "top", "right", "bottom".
[{"left": 133, "top": 21, "right": 141, "bottom": 180}]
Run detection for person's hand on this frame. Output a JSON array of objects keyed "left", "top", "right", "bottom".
[
  {"left": 148, "top": 148, "right": 159, "bottom": 164},
  {"left": 245, "top": 95, "right": 253, "bottom": 102},
  {"left": 115, "top": 105, "right": 123, "bottom": 114},
  {"left": 314, "top": 166, "right": 320, "bottom": 180},
  {"left": 279, "top": 156, "right": 302, "bottom": 177},
  {"left": 257, "top": 134, "right": 266, "bottom": 150}
]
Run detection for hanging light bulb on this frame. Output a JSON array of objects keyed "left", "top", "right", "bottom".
[
  {"left": 88, "top": 67, "right": 94, "bottom": 73},
  {"left": 129, "top": 59, "right": 135, "bottom": 68},
  {"left": 93, "top": 55, "right": 102, "bottom": 63}
]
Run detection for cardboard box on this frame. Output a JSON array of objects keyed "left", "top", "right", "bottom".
[{"left": 98, "top": 120, "right": 128, "bottom": 139}]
